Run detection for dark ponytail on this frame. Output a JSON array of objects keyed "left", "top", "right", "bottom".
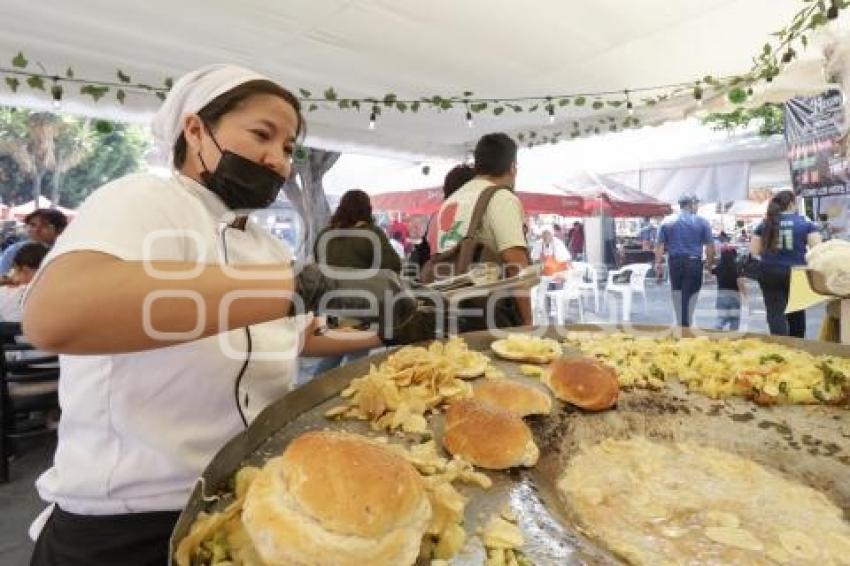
[{"left": 761, "top": 190, "right": 795, "bottom": 251}]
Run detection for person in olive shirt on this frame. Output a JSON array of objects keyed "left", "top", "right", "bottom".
[{"left": 314, "top": 189, "right": 402, "bottom": 273}]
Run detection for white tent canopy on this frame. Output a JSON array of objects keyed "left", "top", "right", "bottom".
[
  {"left": 0, "top": 0, "right": 829, "bottom": 159},
  {"left": 325, "top": 118, "right": 791, "bottom": 203}
]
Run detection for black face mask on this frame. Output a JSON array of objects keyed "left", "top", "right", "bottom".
[{"left": 198, "top": 125, "right": 286, "bottom": 211}]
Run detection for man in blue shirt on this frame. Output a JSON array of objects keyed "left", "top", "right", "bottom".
[
  {"left": 638, "top": 217, "right": 657, "bottom": 251},
  {"left": 655, "top": 194, "right": 715, "bottom": 327},
  {"left": 0, "top": 209, "right": 67, "bottom": 277}
]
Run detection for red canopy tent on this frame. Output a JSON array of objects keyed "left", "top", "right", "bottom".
[
  {"left": 561, "top": 175, "right": 672, "bottom": 217},
  {"left": 369, "top": 187, "right": 585, "bottom": 216}
]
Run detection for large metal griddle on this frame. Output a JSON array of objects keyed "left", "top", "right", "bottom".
[{"left": 170, "top": 325, "right": 850, "bottom": 565}]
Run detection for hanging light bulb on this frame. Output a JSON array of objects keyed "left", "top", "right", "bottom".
[
  {"left": 546, "top": 97, "right": 555, "bottom": 124},
  {"left": 368, "top": 105, "right": 377, "bottom": 130},
  {"left": 50, "top": 78, "right": 63, "bottom": 110},
  {"left": 694, "top": 86, "right": 703, "bottom": 107},
  {"left": 466, "top": 110, "right": 474, "bottom": 128},
  {"left": 827, "top": 0, "right": 839, "bottom": 19},
  {"left": 548, "top": 110, "right": 555, "bottom": 124},
  {"left": 624, "top": 89, "right": 634, "bottom": 116}
]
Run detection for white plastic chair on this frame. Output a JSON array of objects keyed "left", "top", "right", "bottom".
[
  {"left": 569, "top": 261, "right": 601, "bottom": 312},
  {"left": 531, "top": 275, "right": 555, "bottom": 324},
  {"left": 604, "top": 263, "right": 652, "bottom": 321},
  {"left": 546, "top": 277, "right": 584, "bottom": 324}
]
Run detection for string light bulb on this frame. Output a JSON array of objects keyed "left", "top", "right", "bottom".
[
  {"left": 827, "top": 0, "right": 839, "bottom": 19},
  {"left": 50, "top": 78, "right": 63, "bottom": 110},
  {"left": 625, "top": 90, "right": 633, "bottom": 116},
  {"left": 368, "top": 105, "right": 377, "bottom": 130},
  {"left": 694, "top": 86, "right": 703, "bottom": 107},
  {"left": 546, "top": 96, "right": 555, "bottom": 124},
  {"left": 466, "top": 110, "right": 474, "bottom": 128}
]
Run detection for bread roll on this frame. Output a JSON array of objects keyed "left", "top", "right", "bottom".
[
  {"left": 442, "top": 399, "right": 539, "bottom": 469},
  {"left": 546, "top": 357, "right": 618, "bottom": 411},
  {"left": 242, "top": 431, "right": 431, "bottom": 566},
  {"left": 473, "top": 380, "right": 552, "bottom": 417}
]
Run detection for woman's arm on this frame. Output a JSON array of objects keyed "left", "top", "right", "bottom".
[
  {"left": 301, "top": 324, "right": 382, "bottom": 357},
  {"left": 23, "top": 251, "right": 294, "bottom": 355},
  {"left": 749, "top": 235, "right": 762, "bottom": 257}
]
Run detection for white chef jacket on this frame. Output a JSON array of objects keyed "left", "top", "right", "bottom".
[{"left": 30, "top": 173, "right": 302, "bottom": 527}]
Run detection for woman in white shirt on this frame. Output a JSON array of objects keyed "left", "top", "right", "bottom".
[
  {"left": 530, "top": 227, "right": 571, "bottom": 268},
  {"left": 23, "top": 65, "right": 392, "bottom": 566}
]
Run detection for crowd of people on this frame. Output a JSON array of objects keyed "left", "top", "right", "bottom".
[{"left": 0, "top": 209, "right": 67, "bottom": 323}]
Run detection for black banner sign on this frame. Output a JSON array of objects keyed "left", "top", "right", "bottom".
[{"left": 784, "top": 89, "right": 849, "bottom": 198}]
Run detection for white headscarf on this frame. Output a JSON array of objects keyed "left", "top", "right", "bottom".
[{"left": 150, "top": 64, "right": 272, "bottom": 161}]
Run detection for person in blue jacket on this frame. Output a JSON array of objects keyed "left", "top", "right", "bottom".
[{"left": 750, "top": 190, "right": 821, "bottom": 337}]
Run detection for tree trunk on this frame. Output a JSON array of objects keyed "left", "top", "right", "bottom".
[
  {"left": 31, "top": 170, "right": 43, "bottom": 205},
  {"left": 50, "top": 150, "right": 62, "bottom": 206},
  {"left": 282, "top": 148, "right": 340, "bottom": 260}
]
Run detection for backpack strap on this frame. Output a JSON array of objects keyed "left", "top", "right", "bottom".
[{"left": 466, "top": 185, "right": 508, "bottom": 238}]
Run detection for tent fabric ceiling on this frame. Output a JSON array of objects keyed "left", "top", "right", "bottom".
[{"left": 0, "top": 0, "right": 811, "bottom": 159}]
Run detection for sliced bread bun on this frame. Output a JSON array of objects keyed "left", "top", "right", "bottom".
[
  {"left": 242, "top": 431, "right": 431, "bottom": 566},
  {"left": 546, "top": 357, "right": 619, "bottom": 411},
  {"left": 473, "top": 380, "right": 552, "bottom": 417},
  {"left": 442, "top": 399, "right": 539, "bottom": 469}
]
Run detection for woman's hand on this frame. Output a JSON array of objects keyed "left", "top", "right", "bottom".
[{"left": 300, "top": 315, "right": 382, "bottom": 356}]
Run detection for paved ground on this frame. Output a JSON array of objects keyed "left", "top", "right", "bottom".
[
  {"left": 0, "top": 277, "right": 826, "bottom": 563},
  {"left": 537, "top": 275, "right": 825, "bottom": 338},
  {"left": 1, "top": 436, "right": 54, "bottom": 565}
]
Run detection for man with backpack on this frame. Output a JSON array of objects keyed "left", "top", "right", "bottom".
[{"left": 425, "top": 133, "right": 532, "bottom": 329}]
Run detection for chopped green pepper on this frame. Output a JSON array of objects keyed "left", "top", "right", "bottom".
[{"left": 648, "top": 363, "right": 665, "bottom": 380}]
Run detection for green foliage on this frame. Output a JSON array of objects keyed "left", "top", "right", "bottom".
[
  {"left": 26, "top": 76, "right": 45, "bottom": 90},
  {"left": 727, "top": 87, "right": 748, "bottom": 104},
  {"left": 702, "top": 103, "right": 785, "bottom": 136},
  {"left": 59, "top": 123, "right": 150, "bottom": 207},
  {"left": 80, "top": 84, "right": 109, "bottom": 101},
  {"left": 0, "top": 107, "right": 150, "bottom": 207},
  {"left": 11, "top": 52, "right": 27, "bottom": 68}
]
